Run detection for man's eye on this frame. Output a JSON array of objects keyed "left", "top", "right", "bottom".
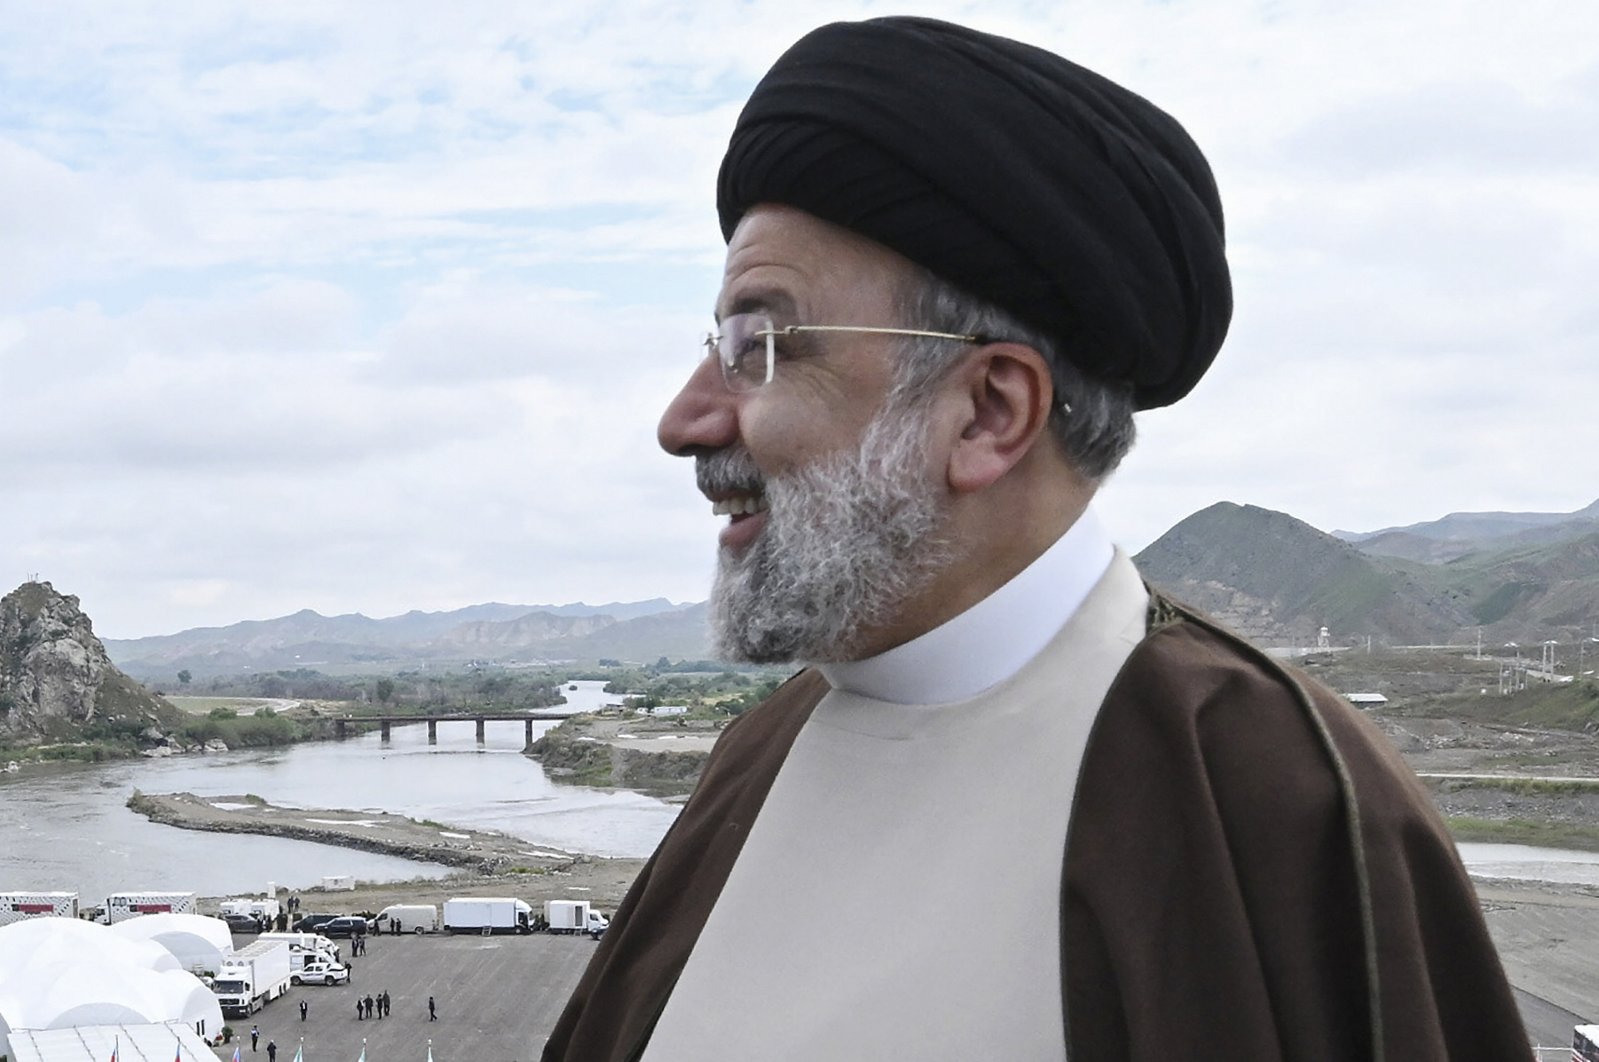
[{"left": 734, "top": 334, "right": 766, "bottom": 365}]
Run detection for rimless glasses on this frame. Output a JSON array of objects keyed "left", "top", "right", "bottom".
[{"left": 703, "top": 313, "right": 985, "bottom": 393}]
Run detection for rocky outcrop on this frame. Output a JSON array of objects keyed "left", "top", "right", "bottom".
[
  {"left": 528, "top": 715, "right": 713, "bottom": 797},
  {"left": 0, "top": 580, "right": 180, "bottom": 746}
]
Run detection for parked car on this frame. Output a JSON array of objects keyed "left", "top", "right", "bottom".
[
  {"left": 293, "top": 913, "right": 341, "bottom": 933},
  {"left": 290, "top": 959, "right": 351, "bottom": 986},
  {"left": 222, "top": 912, "right": 264, "bottom": 934},
  {"left": 319, "top": 916, "right": 370, "bottom": 939}
]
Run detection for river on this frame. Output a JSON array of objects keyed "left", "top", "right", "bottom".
[
  {"left": 5, "top": 680, "right": 1599, "bottom": 901},
  {"left": 0, "top": 682, "right": 680, "bottom": 902}
]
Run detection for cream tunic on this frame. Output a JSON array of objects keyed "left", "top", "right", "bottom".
[{"left": 642, "top": 528, "right": 1149, "bottom": 1061}]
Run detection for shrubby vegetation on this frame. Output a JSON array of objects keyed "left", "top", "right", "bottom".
[{"left": 178, "top": 706, "right": 300, "bottom": 748}]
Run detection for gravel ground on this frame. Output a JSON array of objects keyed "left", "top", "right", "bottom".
[{"left": 209, "top": 929, "right": 600, "bottom": 1062}]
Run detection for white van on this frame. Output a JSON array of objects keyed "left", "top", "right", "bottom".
[{"left": 375, "top": 903, "right": 439, "bottom": 934}]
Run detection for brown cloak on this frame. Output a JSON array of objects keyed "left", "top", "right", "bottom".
[{"left": 542, "top": 596, "right": 1531, "bottom": 1061}]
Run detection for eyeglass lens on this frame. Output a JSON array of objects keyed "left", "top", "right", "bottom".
[{"left": 707, "top": 314, "right": 773, "bottom": 392}]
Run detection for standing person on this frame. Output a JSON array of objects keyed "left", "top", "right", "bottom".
[
  {"left": 356, "top": 997, "right": 363, "bottom": 1021},
  {"left": 364, "top": 994, "right": 374, "bottom": 1020},
  {"left": 265, "top": 1042, "right": 275, "bottom": 1062},
  {"left": 380, "top": 990, "right": 391, "bottom": 1018},
  {"left": 541, "top": 15, "right": 1532, "bottom": 1062},
  {"left": 249, "top": 1026, "right": 258, "bottom": 1052},
  {"left": 299, "top": 999, "right": 308, "bottom": 1022},
  {"left": 427, "top": 996, "right": 436, "bottom": 1022}
]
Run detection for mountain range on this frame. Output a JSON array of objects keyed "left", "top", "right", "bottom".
[
  {"left": 1137, "top": 498, "right": 1599, "bottom": 648},
  {"left": 92, "top": 495, "right": 1599, "bottom": 678},
  {"left": 103, "top": 599, "right": 707, "bottom": 679}
]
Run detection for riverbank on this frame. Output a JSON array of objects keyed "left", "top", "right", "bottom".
[{"left": 127, "top": 791, "right": 647, "bottom": 910}]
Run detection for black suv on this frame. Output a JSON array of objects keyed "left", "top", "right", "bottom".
[
  {"left": 294, "top": 913, "right": 341, "bottom": 933},
  {"left": 222, "top": 912, "right": 263, "bottom": 934},
  {"left": 320, "top": 916, "right": 370, "bottom": 938}
]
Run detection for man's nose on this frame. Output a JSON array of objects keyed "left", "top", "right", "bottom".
[{"left": 658, "top": 355, "right": 738, "bottom": 456}]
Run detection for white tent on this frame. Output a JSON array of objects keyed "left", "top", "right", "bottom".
[
  {"left": 108, "top": 916, "right": 231, "bottom": 977},
  {"left": 6, "top": 1021, "right": 214, "bottom": 1062},
  {"left": 0, "top": 921, "right": 220, "bottom": 1062},
  {"left": 0, "top": 921, "right": 179, "bottom": 981}
]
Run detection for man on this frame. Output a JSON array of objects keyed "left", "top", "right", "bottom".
[{"left": 544, "top": 16, "right": 1530, "bottom": 1062}]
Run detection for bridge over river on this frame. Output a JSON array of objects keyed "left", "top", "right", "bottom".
[{"left": 334, "top": 711, "right": 573, "bottom": 745}]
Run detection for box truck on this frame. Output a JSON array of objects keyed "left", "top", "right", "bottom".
[
  {"left": 213, "top": 938, "right": 293, "bottom": 1016},
  {"left": 259, "top": 931, "right": 341, "bottom": 968},
  {"left": 375, "top": 903, "right": 439, "bottom": 934},
  {"left": 443, "top": 897, "right": 533, "bottom": 935},
  {"left": 105, "top": 890, "right": 197, "bottom": 923},
  {"left": 0, "top": 891, "right": 79, "bottom": 926},
  {"left": 544, "top": 900, "right": 608, "bottom": 936}
]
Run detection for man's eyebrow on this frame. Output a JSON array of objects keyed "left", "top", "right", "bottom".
[{"left": 717, "top": 287, "right": 798, "bottom": 322}]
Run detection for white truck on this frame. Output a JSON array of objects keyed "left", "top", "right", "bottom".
[
  {"left": 544, "top": 899, "right": 608, "bottom": 937},
  {"left": 443, "top": 896, "right": 533, "bottom": 935},
  {"left": 104, "top": 890, "right": 197, "bottom": 923},
  {"left": 0, "top": 891, "right": 79, "bottom": 926},
  {"left": 258, "top": 931, "right": 341, "bottom": 969},
  {"left": 375, "top": 903, "right": 439, "bottom": 934},
  {"left": 213, "top": 938, "right": 293, "bottom": 1016},
  {"left": 290, "top": 956, "right": 351, "bottom": 986}
]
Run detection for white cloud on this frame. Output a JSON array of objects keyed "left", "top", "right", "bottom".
[{"left": 1, "top": 0, "right": 1596, "bottom": 637}]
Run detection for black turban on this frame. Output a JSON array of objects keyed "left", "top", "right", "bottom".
[{"left": 717, "top": 17, "right": 1231, "bottom": 410}]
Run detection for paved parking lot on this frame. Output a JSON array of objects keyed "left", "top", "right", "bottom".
[{"left": 216, "top": 932, "right": 598, "bottom": 1062}]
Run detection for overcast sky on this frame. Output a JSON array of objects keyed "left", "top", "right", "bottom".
[{"left": 3, "top": 0, "right": 1595, "bottom": 639}]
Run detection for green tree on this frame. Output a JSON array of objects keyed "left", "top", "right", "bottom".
[
  {"left": 177, "top": 669, "right": 192, "bottom": 686},
  {"left": 376, "top": 678, "right": 395, "bottom": 705}
]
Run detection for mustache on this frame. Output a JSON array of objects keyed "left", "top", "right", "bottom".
[{"left": 696, "top": 447, "right": 765, "bottom": 496}]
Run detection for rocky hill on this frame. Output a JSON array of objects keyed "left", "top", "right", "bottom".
[{"left": 0, "top": 581, "right": 183, "bottom": 746}]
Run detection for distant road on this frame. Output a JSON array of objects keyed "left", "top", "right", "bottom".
[{"left": 1418, "top": 772, "right": 1599, "bottom": 784}]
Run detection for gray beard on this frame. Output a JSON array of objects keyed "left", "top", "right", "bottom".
[{"left": 700, "top": 400, "right": 954, "bottom": 664}]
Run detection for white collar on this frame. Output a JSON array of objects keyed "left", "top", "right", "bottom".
[{"left": 815, "top": 506, "right": 1115, "bottom": 705}]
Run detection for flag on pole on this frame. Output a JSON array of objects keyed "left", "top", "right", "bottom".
[
  {"left": 426, "top": 1039, "right": 434, "bottom": 1062},
  {"left": 355, "top": 1039, "right": 366, "bottom": 1062},
  {"left": 110, "top": 1036, "right": 119, "bottom": 1062},
  {"left": 232, "top": 1048, "right": 241, "bottom": 1062},
  {"left": 293, "top": 1040, "right": 303, "bottom": 1062}
]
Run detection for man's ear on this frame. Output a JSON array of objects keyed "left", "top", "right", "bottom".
[{"left": 946, "top": 343, "right": 1056, "bottom": 494}]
